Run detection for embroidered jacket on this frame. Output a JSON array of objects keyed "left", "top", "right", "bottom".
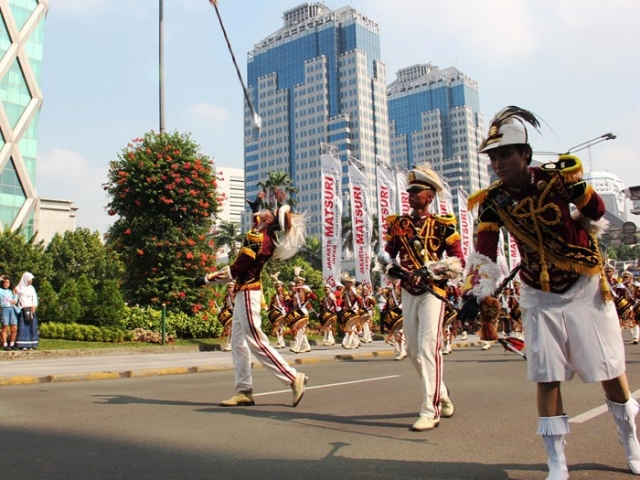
[
  {"left": 469, "top": 159, "right": 606, "bottom": 294},
  {"left": 229, "top": 227, "right": 276, "bottom": 291},
  {"left": 384, "top": 213, "right": 465, "bottom": 296}
]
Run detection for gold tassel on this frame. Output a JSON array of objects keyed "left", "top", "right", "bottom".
[
  {"left": 446, "top": 232, "right": 461, "bottom": 245},
  {"left": 600, "top": 276, "right": 613, "bottom": 302},
  {"left": 540, "top": 267, "right": 550, "bottom": 292}
]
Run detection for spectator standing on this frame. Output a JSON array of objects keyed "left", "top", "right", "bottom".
[
  {"left": 1, "top": 276, "right": 18, "bottom": 350},
  {"left": 15, "top": 272, "right": 38, "bottom": 350}
]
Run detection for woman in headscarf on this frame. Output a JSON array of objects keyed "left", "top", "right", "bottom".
[{"left": 15, "top": 272, "right": 38, "bottom": 350}]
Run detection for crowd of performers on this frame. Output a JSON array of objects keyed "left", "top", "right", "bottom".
[{"left": 196, "top": 103, "right": 640, "bottom": 478}]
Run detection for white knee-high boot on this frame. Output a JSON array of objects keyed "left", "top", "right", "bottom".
[
  {"left": 632, "top": 326, "right": 640, "bottom": 344},
  {"left": 537, "top": 415, "right": 569, "bottom": 480},
  {"left": 606, "top": 397, "right": 640, "bottom": 474}
]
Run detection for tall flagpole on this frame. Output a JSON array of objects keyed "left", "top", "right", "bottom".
[{"left": 159, "top": 0, "right": 165, "bottom": 133}]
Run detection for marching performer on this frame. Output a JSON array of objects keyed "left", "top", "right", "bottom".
[
  {"left": 359, "top": 284, "right": 376, "bottom": 343},
  {"left": 382, "top": 162, "right": 465, "bottom": 432},
  {"left": 383, "top": 279, "right": 406, "bottom": 360},
  {"left": 340, "top": 273, "right": 362, "bottom": 350},
  {"left": 195, "top": 196, "right": 308, "bottom": 408},
  {"left": 509, "top": 279, "right": 524, "bottom": 341},
  {"left": 458, "top": 106, "right": 640, "bottom": 478},
  {"left": 442, "top": 282, "right": 462, "bottom": 355},
  {"left": 289, "top": 268, "right": 316, "bottom": 354},
  {"left": 616, "top": 271, "right": 639, "bottom": 344},
  {"left": 269, "top": 273, "right": 290, "bottom": 349},
  {"left": 220, "top": 282, "right": 235, "bottom": 351},
  {"left": 320, "top": 284, "right": 339, "bottom": 346}
]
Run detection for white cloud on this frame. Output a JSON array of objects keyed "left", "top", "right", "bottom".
[{"left": 37, "top": 148, "right": 112, "bottom": 234}]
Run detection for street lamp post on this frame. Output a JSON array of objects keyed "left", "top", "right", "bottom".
[{"left": 159, "top": 0, "right": 165, "bottom": 134}]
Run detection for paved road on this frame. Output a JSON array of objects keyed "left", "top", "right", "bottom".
[{"left": 2, "top": 341, "right": 640, "bottom": 479}]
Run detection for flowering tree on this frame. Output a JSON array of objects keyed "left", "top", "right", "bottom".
[{"left": 104, "top": 131, "right": 221, "bottom": 315}]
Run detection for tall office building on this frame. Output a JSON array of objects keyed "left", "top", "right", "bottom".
[
  {"left": 215, "top": 166, "right": 245, "bottom": 225},
  {"left": 0, "top": 0, "right": 48, "bottom": 238},
  {"left": 387, "top": 64, "right": 489, "bottom": 203},
  {"left": 245, "top": 3, "right": 389, "bottom": 234}
]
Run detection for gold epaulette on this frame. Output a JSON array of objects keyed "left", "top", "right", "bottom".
[
  {"left": 434, "top": 213, "right": 457, "bottom": 226},
  {"left": 385, "top": 214, "right": 399, "bottom": 226},
  {"left": 468, "top": 189, "right": 488, "bottom": 210},
  {"left": 445, "top": 231, "right": 461, "bottom": 245},
  {"left": 574, "top": 184, "right": 595, "bottom": 210},
  {"left": 539, "top": 154, "right": 583, "bottom": 182},
  {"left": 239, "top": 246, "right": 257, "bottom": 259}
]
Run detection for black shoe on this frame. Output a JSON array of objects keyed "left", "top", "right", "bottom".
[{"left": 3, "top": 346, "right": 9, "bottom": 351}]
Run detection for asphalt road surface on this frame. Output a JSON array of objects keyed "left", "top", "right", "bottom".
[{"left": 3, "top": 343, "right": 640, "bottom": 480}]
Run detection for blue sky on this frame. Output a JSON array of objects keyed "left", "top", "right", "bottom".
[{"left": 38, "top": 0, "right": 640, "bottom": 234}]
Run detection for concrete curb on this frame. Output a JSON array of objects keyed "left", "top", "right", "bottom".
[{"left": 0, "top": 339, "right": 491, "bottom": 386}]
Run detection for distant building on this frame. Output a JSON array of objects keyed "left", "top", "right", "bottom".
[
  {"left": 215, "top": 166, "right": 245, "bottom": 225},
  {"left": 245, "top": 3, "right": 389, "bottom": 234},
  {"left": 34, "top": 197, "right": 77, "bottom": 244},
  {"left": 0, "top": 1, "right": 48, "bottom": 238},
  {"left": 584, "top": 171, "right": 627, "bottom": 221},
  {"left": 387, "top": 63, "right": 490, "bottom": 204}
]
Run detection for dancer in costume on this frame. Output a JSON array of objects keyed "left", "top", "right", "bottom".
[
  {"left": 382, "top": 280, "right": 406, "bottom": 360},
  {"left": 339, "top": 273, "right": 362, "bottom": 350},
  {"left": 319, "top": 284, "right": 338, "bottom": 346},
  {"left": 269, "top": 273, "right": 290, "bottom": 349},
  {"left": 289, "top": 268, "right": 316, "bottom": 354},
  {"left": 359, "top": 283, "right": 375, "bottom": 343},
  {"left": 459, "top": 105, "right": 640, "bottom": 478},
  {"left": 196, "top": 197, "right": 307, "bottom": 408}
]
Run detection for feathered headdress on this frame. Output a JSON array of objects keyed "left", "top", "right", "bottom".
[
  {"left": 272, "top": 205, "right": 307, "bottom": 261},
  {"left": 293, "top": 266, "right": 305, "bottom": 283},
  {"left": 480, "top": 106, "right": 541, "bottom": 153},
  {"left": 271, "top": 272, "right": 283, "bottom": 286}
]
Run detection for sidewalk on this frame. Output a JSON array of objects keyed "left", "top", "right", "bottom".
[{"left": 0, "top": 335, "right": 488, "bottom": 387}]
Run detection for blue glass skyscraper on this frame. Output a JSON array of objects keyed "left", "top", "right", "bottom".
[
  {"left": 388, "top": 63, "right": 489, "bottom": 197},
  {"left": 245, "top": 3, "right": 389, "bottom": 234},
  {"left": 0, "top": 0, "right": 47, "bottom": 238}
]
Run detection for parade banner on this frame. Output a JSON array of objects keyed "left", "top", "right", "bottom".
[
  {"left": 436, "top": 177, "right": 454, "bottom": 215},
  {"left": 349, "top": 156, "right": 373, "bottom": 286},
  {"left": 496, "top": 229, "right": 510, "bottom": 280},
  {"left": 376, "top": 160, "right": 397, "bottom": 253},
  {"left": 320, "top": 143, "right": 342, "bottom": 288},
  {"left": 507, "top": 231, "right": 521, "bottom": 273},
  {"left": 395, "top": 167, "right": 411, "bottom": 215},
  {"left": 456, "top": 187, "right": 474, "bottom": 259}
]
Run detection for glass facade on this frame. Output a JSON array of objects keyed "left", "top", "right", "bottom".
[
  {"left": 0, "top": 1, "right": 47, "bottom": 238},
  {"left": 245, "top": 3, "right": 389, "bottom": 234},
  {"left": 388, "top": 64, "right": 489, "bottom": 208}
]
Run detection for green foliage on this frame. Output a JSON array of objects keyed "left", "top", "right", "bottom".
[
  {"left": 93, "top": 279, "right": 126, "bottom": 328},
  {"left": 55, "top": 279, "right": 83, "bottom": 323},
  {"left": 104, "top": 131, "right": 221, "bottom": 315},
  {"left": 211, "top": 220, "right": 243, "bottom": 260},
  {"left": 0, "top": 227, "right": 52, "bottom": 287},
  {"left": 120, "top": 304, "right": 222, "bottom": 339},
  {"left": 35, "top": 279, "right": 57, "bottom": 323},
  {"left": 76, "top": 274, "right": 97, "bottom": 318},
  {"left": 40, "top": 322, "right": 127, "bottom": 343},
  {"left": 45, "top": 228, "right": 122, "bottom": 292}
]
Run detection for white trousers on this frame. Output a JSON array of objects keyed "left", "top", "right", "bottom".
[
  {"left": 231, "top": 290, "right": 297, "bottom": 392},
  {"left": 293, "top": 326, "right": 310, "bottom": 351},
  {"left": 402, "top": 289, "right": 449, "bottom": 419}
]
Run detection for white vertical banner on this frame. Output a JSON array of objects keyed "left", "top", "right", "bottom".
[
  {"left": 507, "top": 231, "right": 521, "bottom": 272},
  {"left": 496, "top": 229, "right": 510, "bottom": 281},
  {"left": 456, "top": 187, "right": 474, "bottom": 259},
  {"left": 395, "top": 166, "right": 411, "bottom": 215},
  {"left": 376, "top": 160, "right": 397, "bottom": 253},
  {"left": 320, "top": 143, "right": 343, "bottom": 288},
  {"left": 437, "top": 177, "right": 454, "bottom": 215},
  {"left": 349, "top": 156, "right": 373, "bottom": 286}
]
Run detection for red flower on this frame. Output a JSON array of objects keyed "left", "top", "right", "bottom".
[
  {"left": 137, "top": 249, "right": 144, "bottom": 255},
  {"left": 124, "top": 229, "right": 131, "bottom": 235}
]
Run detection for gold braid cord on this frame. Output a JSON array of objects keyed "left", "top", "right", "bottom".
[{"left": 486, "top": 176, "right": 609, "bottom": 300}]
